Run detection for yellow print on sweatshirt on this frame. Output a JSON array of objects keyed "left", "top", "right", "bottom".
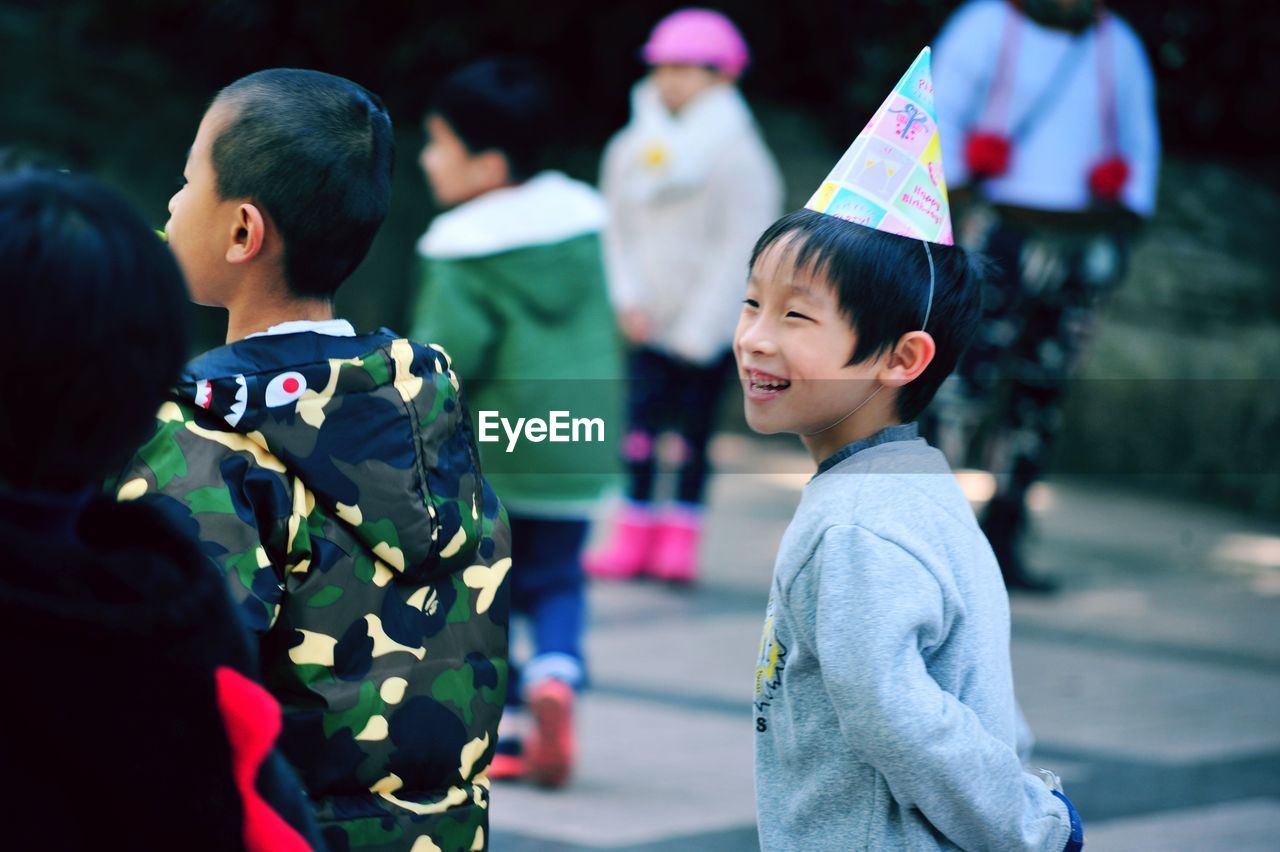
[{"left": 754, "top": 592, "right": 787, "bottom": 731}]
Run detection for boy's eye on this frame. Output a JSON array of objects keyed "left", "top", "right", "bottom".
[
  {"left": 786, "top": 311, "right": 814, "bottom": 321},
  {"left": 743, "top": 298, "right": 759, "bottom": 309}
]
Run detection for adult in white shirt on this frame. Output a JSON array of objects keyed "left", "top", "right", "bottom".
[{"left": 929, "top": 0, "right": 1161, "bottom": 592}]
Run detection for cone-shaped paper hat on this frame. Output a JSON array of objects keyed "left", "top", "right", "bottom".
[{"left": 806, "top": 47, "right": 953, "bottom": 245}]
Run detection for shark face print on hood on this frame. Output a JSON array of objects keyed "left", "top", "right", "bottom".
[{"left": 118, "top": 328, "right": 511, "bottom": 852}]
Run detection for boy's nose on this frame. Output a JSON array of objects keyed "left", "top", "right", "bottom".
[{"left": 736, "top": 320, "right": 776, "bottom": 356}]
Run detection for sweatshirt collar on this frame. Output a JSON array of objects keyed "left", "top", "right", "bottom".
[
  {"left": 243, "top": 319, "right": 356, "bottom": 339},
  {"left": 815, "top": 423, "right": 920, "bottom": 476}
]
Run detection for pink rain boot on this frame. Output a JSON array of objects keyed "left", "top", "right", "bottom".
[
  {"left": 648, "top": 506, "right": 701, "bottom": 584},
  {"left": 584, "top": 503, "right": 656, "bottom": 580}
]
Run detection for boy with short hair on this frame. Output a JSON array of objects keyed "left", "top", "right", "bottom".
[
  {"left": 743, "top": 50, "right": 1084, "bottom": 850},
  {"left": 119, "top": 69, "right": 510, "bottom": 852},
  {"left": 410, "top": 58, "right": 621, "bottom": 787}
]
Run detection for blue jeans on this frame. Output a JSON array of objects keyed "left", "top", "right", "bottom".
[{"left": 505, "top": 515, "right": 587, "bottom": 707}]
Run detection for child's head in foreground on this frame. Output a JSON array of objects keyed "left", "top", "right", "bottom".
[
  {"left": 0, "top": 170, "right": 188, "bottom": 493},
  {"left": 166, "top": 68, "right": 393, "bottom": 307},
  {"left": 734, "top": 208, "right": 982, "bottom": 461},
  {"left": 642, "top": 8, "right": 749, "bottom": 114},
  {"left": 419, "top": 57, "right": 555, "bottom": 208}
]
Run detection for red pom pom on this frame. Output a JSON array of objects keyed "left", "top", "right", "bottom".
[
  {"left": 965, "top": 133, "right": 1012, "bottom": 179},
  {"left": 1089, "top": 156, "right": 1129, "bottom": 202}
]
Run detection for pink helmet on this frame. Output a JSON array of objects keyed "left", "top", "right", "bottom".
[{"left": 641, "top": 8, "right": 751, "bottom": 78}]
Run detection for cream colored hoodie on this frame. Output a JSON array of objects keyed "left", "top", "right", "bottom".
[{"left": 600, "top": 80, "right": 783, "bottom": 365}]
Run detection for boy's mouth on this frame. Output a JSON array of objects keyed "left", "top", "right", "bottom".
[{"left": 745, "top": 368, "right": 791, "bottom": 400}]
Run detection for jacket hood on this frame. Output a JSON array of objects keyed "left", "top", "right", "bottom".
[
  {"left": 417, "top": 171, "right": 606, "bottom": 261},
  {"left": 417, "top": 171, "right": 609, "bottom": 320},
  {"left": 0, "top": 496, "right": 330, "bottom": 850},
  {"left": 174, "top": 329, "right": 484, "bottom": 583},
  {"left": 0, "top": 496, "right": 233, "bottom": 633},
  {"left": 614, "top": 79, "right": 756, "bottom": 204}
]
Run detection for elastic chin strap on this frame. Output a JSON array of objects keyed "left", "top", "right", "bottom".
[
  {"left": 921, "top": 239, "right": 936, "bottom": 331},
  {"left": 803, "top": 384, "right": 884, "bottom": 437}
]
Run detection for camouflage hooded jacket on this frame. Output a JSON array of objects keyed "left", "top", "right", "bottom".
[{"left": 118, "top": 330, "right": 511, "bottom": 852}]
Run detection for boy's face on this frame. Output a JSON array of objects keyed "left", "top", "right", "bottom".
[
  {"left": 734, "top": 239, "right": 890, "bottom": 457},
  {"left": 419, "top": 114, "right": 510, "bottom": 208},
  {"left": 166, "top": 102, "right": 241, "bottom": 306},
  {"left": 649, "top": 64, "right": 728, "bottom": 114}
]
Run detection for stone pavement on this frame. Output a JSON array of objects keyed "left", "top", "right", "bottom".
[{"left": 490, "top": 434, "right": 1280, "bottom": 850}]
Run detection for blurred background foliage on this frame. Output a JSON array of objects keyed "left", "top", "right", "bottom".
[{"left": 2, "top": 0, "right": 1277, "bottom": 510}]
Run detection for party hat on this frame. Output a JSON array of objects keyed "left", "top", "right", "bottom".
[{"left": 805, "top": 47, "right": 953, "bottom": 245}]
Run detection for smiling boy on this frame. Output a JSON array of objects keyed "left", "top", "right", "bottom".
[{"left": 743, "top": 50, "right": 1085, "bottom": 851}]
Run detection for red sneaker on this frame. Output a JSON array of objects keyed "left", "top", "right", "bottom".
[
  {"left": 488, "top": 751, "right": 525, "bottom": 781},
  {"left": 524, "top": 679, "right": 575, "bottom": 788}
]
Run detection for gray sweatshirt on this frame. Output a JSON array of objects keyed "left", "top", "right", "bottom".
[{"left": 753, "top": 425, "right": 1072, "bottom": 851}]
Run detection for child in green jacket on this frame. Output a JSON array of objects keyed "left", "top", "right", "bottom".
[{"left": 411, "top": 58, "right": 623, "bottom": 788}]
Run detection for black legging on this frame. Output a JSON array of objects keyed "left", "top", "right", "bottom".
[
  {"left": 622, "top": 347, "right": 734, "bottom": 506},
  {"left": 934, "top": 216, "right": 1128, "bottom": 513}
]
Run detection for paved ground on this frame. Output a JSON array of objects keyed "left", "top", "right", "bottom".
[{"left": 489, "top": 433, "right": 1280, "bottom": 850}]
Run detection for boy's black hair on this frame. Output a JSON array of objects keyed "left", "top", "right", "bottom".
[
  {"left": 211, "top": 68, "right": 394, "bottom": 299},
  {"left": 0, "top": 170, "right": 189, "bottom": 492},
  {"left": 431, "top": 58, "right": 556, "bottom": 183},
  {"left": 0, "top": 145, "right": 66, "bottom": 174},
  {"left": 750, "top": 208, "right": 983, "bottom": 422}
]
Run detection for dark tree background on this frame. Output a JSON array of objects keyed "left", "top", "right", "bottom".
[
  {"left": 6, "top": 0, "right": 1271, "bottom": 322},
  {"left": 6, "top": 0, "right": 1274, "bottom": 156},
  {"left": 2, "top": 0, "right": 1278, "bottom": 509}
]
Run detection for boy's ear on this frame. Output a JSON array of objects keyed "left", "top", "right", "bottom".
[
  {"left": 225, "top": 202, "right": 266, "bottom": 265},
  {"left": 879, "top": 331, "right": 936, "bottom": 388}
]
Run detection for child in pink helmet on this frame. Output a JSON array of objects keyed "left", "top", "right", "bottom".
[{"left": 589, "top": 8, "right": 783, "bottom": 584}]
